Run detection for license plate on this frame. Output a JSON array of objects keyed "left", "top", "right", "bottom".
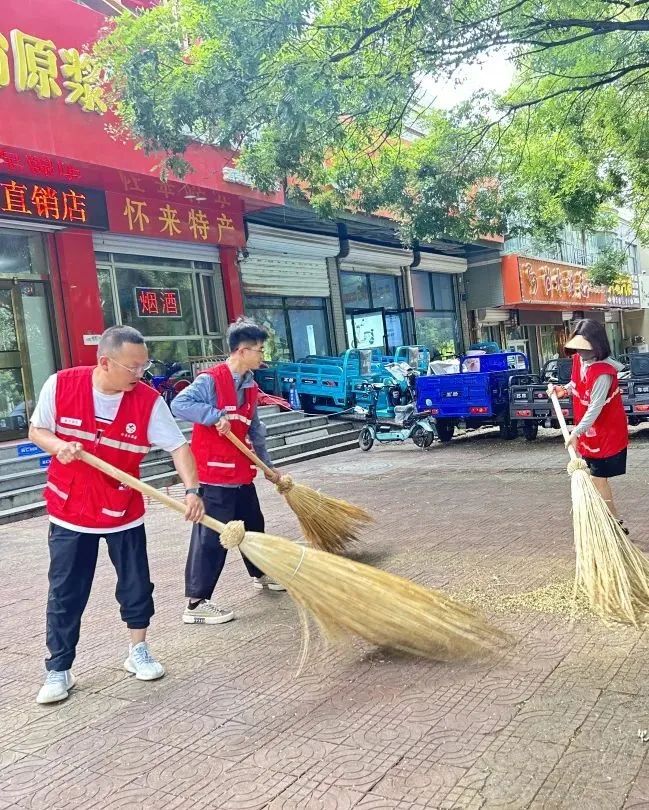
[{"left": 443, "top": 391, "right": 460, "bottom": 398}]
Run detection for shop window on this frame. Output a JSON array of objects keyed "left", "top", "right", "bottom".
[
  {"left": 411, "top": 271, "right": 458, "bottom": 357},
  {"left": 341, "top": 271, "right": 401, "bottom": 310},
  {"left": 341, "top": 272, "right": 370, "bottom": 309},
  {"left": 369, "top": 275, "right": 400, "bottom": 308},
  {"left": 95, "top": 254, "right": 226, "bottom": 368},
  {"left": 97, "top": 267, "right": 117, "bottom": 328},
  {"left": 116, "top": 267, "right": 198, "bottom": 337},
  {"left": 410, "top": 271, "right": 432, "bottom": 310},
  {"left": 0, "top": 228, "right": 49, "bottom": 277},
  {"left": 199, "top": 274, "right": 220, "bottom": 334},
  {"left": 245, "top": 295, "right": 331, "bottom": 361},
  {"left": 415, "top": 314, "right": 458, "bottom": 359}
]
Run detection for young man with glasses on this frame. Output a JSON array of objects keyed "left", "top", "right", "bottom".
[
  {"left": 28, "top": 325, "right": 205, "bottom": 704},
  {"left": 171, "top": 317, "right": 286, "bottom": 626}
]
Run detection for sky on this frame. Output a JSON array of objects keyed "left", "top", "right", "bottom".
[{"left": 419, "top": 51, "right": 516, "bottom": 109}]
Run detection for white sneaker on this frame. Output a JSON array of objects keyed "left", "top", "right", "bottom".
[
  {"left": 183, "top": 599, "right": 234, "bottom": 625},
  {"left": 124, "top": 642, "right": 165, "bottom": 681},
  {"left": 36, "top": 669, "right": 76, "bottom": 704},
  {"left": 252, "top": 575, "right": 286, "bottom": 592}
]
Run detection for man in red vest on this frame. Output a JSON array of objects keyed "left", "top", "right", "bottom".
[
  {"left": 29, "top": 325, "right": 205, "bottom": 704},
  {"left": 171, "top": 318, "right": 286, "bottom": 625}
]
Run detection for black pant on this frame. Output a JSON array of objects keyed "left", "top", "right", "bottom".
[
  {"left": 185, "top": 483, "right": 264, "bottom": 599},
  {"left": 45, "top": 522, "right": 155, "bottom": 672}
]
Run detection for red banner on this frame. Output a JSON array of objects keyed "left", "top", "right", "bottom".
[{"left": 105, "top": 191, "right": 245, "bottom": 248}]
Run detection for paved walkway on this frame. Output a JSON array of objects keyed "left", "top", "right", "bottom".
[{"left": 2, "top": 426, "right": 649, "bottom": 809}]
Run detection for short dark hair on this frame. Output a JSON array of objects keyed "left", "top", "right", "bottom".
[
  {"left": 226, "top": 317, "right": 269, "bottom": 352},
  {"left": 565, "top": 319, "right": 611, "bottom": 361},
  {"left": 98, "top": 325, "right": 145, "bottom": 357}
]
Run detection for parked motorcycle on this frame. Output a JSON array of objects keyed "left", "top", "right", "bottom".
[{"left": 355, "top": 380, "right": 436, "bottom": 451}]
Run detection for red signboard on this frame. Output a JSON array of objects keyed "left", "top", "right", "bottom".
[
  {"left": 135, "top": 287, "right": 181, "bottom": 318},
  {"left": 502, "top": 255, "right": 607, "bottom": 309},
  {"left": 0, "top": 0, "right": 283, "bottom": 209},
  {"left": 0, "top": 172, "right": 107, "bottom": 229},
  {"left": 105, "top": 191, "right": 245, "bottom": 247}
]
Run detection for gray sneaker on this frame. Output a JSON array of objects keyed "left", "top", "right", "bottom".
[
  {"left": 252, "top": 575, "right": 286, "bottom": 592},
  {"left": 36, "top": 669, "right": 76, "bottom": 704},
  {"left": 183, "top": 599, "right": 234, "bottom": 625},
  {"left": 124, "top": 642, "right": 165, "bottom": 681}
]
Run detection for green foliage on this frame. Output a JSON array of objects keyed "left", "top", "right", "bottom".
[
  {"left": 95, "top": 0, "right": 649, "bottom": 242},
  {"left": 588, "top": 246, "right": 628, "bottom": 288}
]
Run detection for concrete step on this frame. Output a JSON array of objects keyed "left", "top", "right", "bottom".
[
  {"left": 265, "top": 420, "right": 350, "bottom": 449},
  {"left": 0, "top": 411, "right": 360, "bottom": 524},
  {"left": 269, "top": 427, "right": 360, "bottom": 461}
]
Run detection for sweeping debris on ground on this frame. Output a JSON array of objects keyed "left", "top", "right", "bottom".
[
  {"left": 454, "top": 579, "right": 592, "bottom": 618},
  {"left": 80, "top": 450, "right": 508, "bottom": 665},
  {"left": 225, "top": 431, "right": 373, "bottom": 554}
]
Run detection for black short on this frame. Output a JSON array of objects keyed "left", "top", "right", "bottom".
[{"left": 582, "top": 448, "right": 627, "bottom": 478}]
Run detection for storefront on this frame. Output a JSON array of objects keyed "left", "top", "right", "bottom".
[
  {"left": 500, "top": 254, "right": 639, "bottom": 370},
  {"left": 239, "top": 225, "right": 339, "bottom": 361},
  {"left": 0, "top": 0, "right": 282, "bottom": 441},
  {"left": 339, "top": 241, "right": 415, "bottom": 354}
]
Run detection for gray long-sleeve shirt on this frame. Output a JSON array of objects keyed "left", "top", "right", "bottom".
[
  {"left": 567, "top": 357, "right": 624, "bottom": 437},
  {"left": 171, "top": 369, "right": 274, "bottom": 478}
]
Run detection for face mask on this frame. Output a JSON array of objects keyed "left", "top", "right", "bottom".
[{"left": 577, "top": 349, "right": 596, "bottom": 361}]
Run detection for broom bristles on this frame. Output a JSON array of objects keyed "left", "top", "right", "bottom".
[
  {"left": 225, "top": 529, "right": 509, "bottom": 662},
  {"left": 281, "top": 482, "right": 373, "bottom": 554},
  {"left": 569, "top": 464, "right": 649, "bottom": 625}
]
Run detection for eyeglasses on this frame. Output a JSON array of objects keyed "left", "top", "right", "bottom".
[
  {"left": 241, "top": 347, "right": 264, "bottom": 355},
  {"left": 108, "top": 358, "right": 153, "bottom": 376}
]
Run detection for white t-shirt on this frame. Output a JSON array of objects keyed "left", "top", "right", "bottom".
[{"left": 31, "top": 374, "right": 187, "bottom": 534}]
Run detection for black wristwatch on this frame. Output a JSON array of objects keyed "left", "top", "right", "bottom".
[{"left": 186, "top": 487, "right": 204, "bottom": 497}]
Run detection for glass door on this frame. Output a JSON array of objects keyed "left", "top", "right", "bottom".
[
  {"left": 348, "top": 308, "right": 387, "bottom": 353},
  {"left": 0, "top": 281, "right": 31, "bottom": 440},
  {"left": 0, "top": 280, "right": 57, "bottom": 440},
  {"left": 385, "top": 308, "right": 416, "bottom": 352}
]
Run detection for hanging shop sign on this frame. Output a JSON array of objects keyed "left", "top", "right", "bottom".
[
  {"left": 0, "top": 172, "right": 107, "bottom": 229},
  {"left": 606, "top": 273, "right": 641, "bottom": 308},
  {"left": 135, "top": 287, "right": 182, "bottom": 318},
  {"left": 105, "top": 191, "right": 245, "bottom": 248}
]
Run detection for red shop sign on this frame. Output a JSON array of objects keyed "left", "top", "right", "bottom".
[
  {"left": 106, "top": 191, "right": 245, "bottom": 247},
  {"left": 0, "top": 172, "right": 107, "bottom": 229},
  {"left": 135, "top": 287, "right": 182, "bottom": 318}
]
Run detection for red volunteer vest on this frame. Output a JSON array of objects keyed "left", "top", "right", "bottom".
[
  {"left": 45, "top": 366, "right": 158, "bottom": 529},
  {"left": 191, "top": 363, "right": 258, "bottom": 485},
  {"left": 571, "top": 354, "right": 628, "bottom": 459}
]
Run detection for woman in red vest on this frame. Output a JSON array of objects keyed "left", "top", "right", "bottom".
[
  {"left": 549, "top": 319, "right": 629, "bottom": 528},
  {"left": 171, "top": 318, "right": 286, "bottom": 626},
  {"left": 29, "top": 326, "right": 205, "bottom": 704}
]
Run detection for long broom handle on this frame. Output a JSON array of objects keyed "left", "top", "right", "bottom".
[
  {"left": 78, "top": 450, "right": 228, "bottom": 533},
  {"left": 550, "top": 391, "right": 579, "bottom": 462},
  {"left": 224, "top": 432, "right": 275, "bottom": 477}
]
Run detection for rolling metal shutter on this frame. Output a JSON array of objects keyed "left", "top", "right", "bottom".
[{"left": 239, "top": 254, "right": 331, "bottom": 297}]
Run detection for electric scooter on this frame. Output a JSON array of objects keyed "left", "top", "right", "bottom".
[{"left": 355, "top": 380, "right": 436, "bottom": 451}]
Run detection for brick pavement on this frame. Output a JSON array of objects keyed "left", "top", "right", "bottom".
[{"left": 2, "top": 426, "right": 649, "bottom": 809}]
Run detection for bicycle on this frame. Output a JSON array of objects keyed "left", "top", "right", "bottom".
[{"left": 143, "top": 359, "right": 192, "bottom": 406}]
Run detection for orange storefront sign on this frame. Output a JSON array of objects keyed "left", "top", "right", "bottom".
[{"left": 502, "top": 254, "right": 606, "bottom": 308}]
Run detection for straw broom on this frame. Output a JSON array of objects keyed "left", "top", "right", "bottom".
[
  {"left": 78, "top": 450, "right": 507, "bottom": 662},
  {"left": 223, "top": 432, "right": 372, "bottom": 554},
  {"left": 550, "top": 393, "right": 649, "bottom": 625}
]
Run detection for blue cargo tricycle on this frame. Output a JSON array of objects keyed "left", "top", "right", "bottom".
[{"left": 416, "top": 352, "right": 530, "bottom": 443}]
